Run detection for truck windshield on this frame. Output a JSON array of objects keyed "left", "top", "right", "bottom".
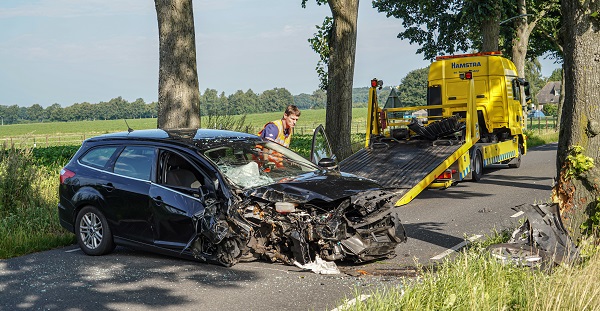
[{"left": 203, "top": 141, "right": 319, "bottom": 189}]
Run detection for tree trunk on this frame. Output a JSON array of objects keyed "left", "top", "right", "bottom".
[
  {"left": 325, "top": 0, "right": 359, "bottom": 160},
  {"left": 557, "top": 67, "right": 565, "bottom": 127},
  {"left": 511, "top": 0, "right": 530, "bottom": 79},
  {"left": 480, "top": 12, "right": 500, "bottom": 52},
  {"left": 511, "top": 0, "right": 533, "bottom": 127},
  {"left": 554, "top": 0, "right": 600, "bottom": 242},
  {"left": 155, "top": 0, "right": 200, "bottom": 129}
]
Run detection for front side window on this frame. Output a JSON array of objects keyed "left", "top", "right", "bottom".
[
  {"left": 159, "top": 151, "right": 204, "bottom": 190},
  {"left": 113, "top": 146, "right": 155, "bottom": 180},
  {"left": 204, "top": 141, "right": 318, "bottom": 189}
]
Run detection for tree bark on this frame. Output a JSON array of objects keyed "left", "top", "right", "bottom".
[
  {"left": 512, "top": 0, "right": 532, "bottom": 125},
  {"left": 480, "top": 6, "right": 500, "bottom": 52},
  {"left": 155, "top": 0, "right": 200, "bottom": 129},
  {"left": 557, "top": 67, "right": 565, "bottom": 127},
  {"left": 325, "top": 0, "right": 359, "bottom": 160},
  {"left": 512, "top": 0, "right": 531, "bottom": 79},
  {"left": 554, "top": 0, "right": 600, "bottom": 242}
]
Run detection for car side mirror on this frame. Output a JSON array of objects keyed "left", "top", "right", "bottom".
[{"left": 318, "top": 157, "right": 338, "bottom": 170}]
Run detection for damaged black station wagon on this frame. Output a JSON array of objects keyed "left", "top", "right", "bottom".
[{"left": 58, "top": 128, "right": 406, "bottom": 267}]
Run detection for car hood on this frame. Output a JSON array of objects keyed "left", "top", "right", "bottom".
[{"left": 244, "top": 171, "right": 382, "bottom": 203}]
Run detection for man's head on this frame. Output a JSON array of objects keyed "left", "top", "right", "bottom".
[{"left": 282, "top": 105, "right": 301, "bottom": 129}]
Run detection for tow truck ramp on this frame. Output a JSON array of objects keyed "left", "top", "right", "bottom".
[{"left": 340, "top": 138, "right": 468, "bottom": 206}]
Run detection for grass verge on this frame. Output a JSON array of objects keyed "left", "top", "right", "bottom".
[
  {"left": 0, "top": 147, "right": 75, "bottom": 258},
  {"left": 526, "top": 129, "right": 559, "bottom": 148},
  {"left": 342, "top": 242, "right": 600, "bottom": 310}
]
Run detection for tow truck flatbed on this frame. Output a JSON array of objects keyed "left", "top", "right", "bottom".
[{"left": 340, "top": 139, "right": 464, "bottom": 203}]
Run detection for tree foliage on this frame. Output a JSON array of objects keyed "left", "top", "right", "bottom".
[
  {"left": 307, "top": 16, "right": 333, "bottom": 90},
  {"left": 542, "top": 103, "right": 557, "bottom": 117},
  {"left": 0, "top": 88, "right": 299, "bottom": 125},
  {"left": 373, "top": 0, "right": 561, "bottom": 63},
  {"left": 397, "top": 67, "right": 429, "bottom": 107},
  {"left": 547, "top": 68, "right": 562, "bottom": 82},
  {"left": 371, "top": 0, "right": 498, "bottom": 60}
]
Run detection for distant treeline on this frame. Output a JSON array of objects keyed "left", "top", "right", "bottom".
[{"left": 0, "top": 87, "right": 393, "bottom": 125}]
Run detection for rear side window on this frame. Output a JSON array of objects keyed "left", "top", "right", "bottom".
[
  {"left": 80, "top": 146, "right": 119, "bottom": 169},
  {"left": 114, "top": 146, "right": 155, "bottom": 180}
]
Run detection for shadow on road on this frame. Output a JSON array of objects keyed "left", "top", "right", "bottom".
[
  {"left": 0, "top": 247, "right": 260, "bottom": 310},
  {"left": 403, "top": 222, "right": 467, "bottom": 249},
  {"left": 479, "top": 169, "right": 554, "bottom": 191}
]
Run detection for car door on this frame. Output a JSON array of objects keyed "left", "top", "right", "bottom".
[
  {"left": 310, "top": 124, "right": 338, "bottom": 169},
  {"left": 148, "top": 149, "right": 211, "bottom": 251},
  {"left": 103, "top": 145, "right": 156, "bottom": 244}
]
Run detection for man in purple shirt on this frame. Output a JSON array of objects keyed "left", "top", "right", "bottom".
[{"left": 258, "top": 105, "right": 301, "bottom": 147}]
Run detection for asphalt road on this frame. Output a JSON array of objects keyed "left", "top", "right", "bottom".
[
  {"left": 355, "top": 142, "right": 558, "bottom": 273},
  {"left": 0, "top": 143, "right": 557, "bottom": 311}
]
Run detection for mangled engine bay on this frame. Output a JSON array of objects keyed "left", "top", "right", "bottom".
[
  {"left": 188, "top": 140, "right": 407, "bottom": 268},
  {"left": 189, "top": 188, "right": 406, "bottom": 268}
]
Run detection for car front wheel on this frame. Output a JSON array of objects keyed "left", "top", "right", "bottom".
[{"left": 75, "top": 206, "right": 115, "bottom": 256}]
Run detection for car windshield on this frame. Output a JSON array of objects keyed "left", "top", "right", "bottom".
[{"left": 203, "top": 141, "right": 319, "bottom": 189}]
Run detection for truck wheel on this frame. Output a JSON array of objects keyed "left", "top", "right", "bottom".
[
  {"left": 75, "top": 206, "right": 115, "bottom": 256},
  {"left": 508, "top": 144, "right": 523, "bottom": 168},
  {"left": 471, "top": 150, "right": 483, "bottom": 182}
]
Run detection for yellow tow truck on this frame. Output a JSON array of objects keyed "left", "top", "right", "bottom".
[{"left": 340, "top": 51, "right": 529, "bottom": 206}]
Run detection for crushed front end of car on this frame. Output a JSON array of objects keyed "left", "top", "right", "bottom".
[
  {"left": 239, "top": 188, "right": 406, "bottom": 265},
  {"left": 188, "top": 139, "right": 407, "bottom": 268},
  {"left": 186, "top": 186, "right": 406, "bottom": 268}
]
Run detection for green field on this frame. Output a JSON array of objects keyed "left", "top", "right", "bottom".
[
  {"left": 1, "top": 108, "right": 559, "bottom": 150},
  {"left": 0, "top": 108, "right": 369, "bottom": 147}
]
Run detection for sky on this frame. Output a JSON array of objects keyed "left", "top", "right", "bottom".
[{"left": 0, "top": 0, "right": 561, "bottom": 108}]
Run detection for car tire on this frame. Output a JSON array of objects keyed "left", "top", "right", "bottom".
[
  {"left": 75, "top": 206, "right": 115, "bottom": 256},
  {"left": 471, "top": 149, "right": 483, "bottom": 182}
]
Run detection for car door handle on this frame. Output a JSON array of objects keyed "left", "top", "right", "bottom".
[{"left": 102, "top": 183, "right": 115, "bottom": 192}]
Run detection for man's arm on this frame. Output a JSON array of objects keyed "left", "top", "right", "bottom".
[{"left": 260, "top": 123, "right": 279, "bottom": 142}]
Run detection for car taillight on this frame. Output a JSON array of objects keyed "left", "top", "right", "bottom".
[{"left": 60, "top": 168, "right": 75, "bottom": 184}]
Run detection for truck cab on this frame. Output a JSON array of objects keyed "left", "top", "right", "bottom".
[{"left": 428, "top": 51, "right": 528, "bottom": 144}]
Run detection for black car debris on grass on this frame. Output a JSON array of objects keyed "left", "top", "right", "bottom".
[{"left": 58, "top": 128, "right": 406, "bottom": 268}]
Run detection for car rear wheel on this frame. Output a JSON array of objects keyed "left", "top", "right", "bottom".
[
  {"left": 508, "top": 144, "right": 523, "bottom": 168},
  {"left": 471, "top": 149, "right": 483, "bottom": 182},
  {"left": 75, "top": 206, "right": 115, "bottom": 256}
]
